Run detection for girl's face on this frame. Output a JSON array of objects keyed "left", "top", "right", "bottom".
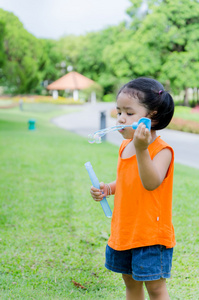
[{"left": 116, "top": 91, "right": 149, "bottom": 139}]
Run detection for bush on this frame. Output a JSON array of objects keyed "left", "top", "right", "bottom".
[
  {"left": 168, "top": 117, "right": 199, "bottom": 134},
  {"left": 103, "top": 93, "right": 115, "bottom": 102}
]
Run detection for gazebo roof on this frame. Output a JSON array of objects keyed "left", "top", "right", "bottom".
[{"left": 47, "top": 71, "right": 95, "bottom": 90}]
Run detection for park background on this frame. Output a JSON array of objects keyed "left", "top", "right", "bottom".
[{"left": 0, "top": 0, "right": 199, "bottom": 299}]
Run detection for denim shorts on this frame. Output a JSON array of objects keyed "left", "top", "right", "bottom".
[{"left": 105, "top": 244, "right": 173, "bottom": 281}]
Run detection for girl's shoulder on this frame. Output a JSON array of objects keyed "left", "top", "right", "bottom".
[
  {"left": 119, "top": 137, "right": 174, "bottom": 160},
  {"left": 119, "top": 139, "right": 132, "bottom": 155},
  {"left": 149, "top": 136, "right": 174, "bottom": 159}
]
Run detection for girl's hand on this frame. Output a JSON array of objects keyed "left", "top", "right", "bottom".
[
  {"left": 133, "top": 123, "right": 152, "bottom": 151},
  {"left": 90, "top": 182, "right": 108, "bottom": 202}
]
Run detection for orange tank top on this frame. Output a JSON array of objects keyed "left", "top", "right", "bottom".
[{"left": 108, "top": 136, "right": 176, "bottom": 250}]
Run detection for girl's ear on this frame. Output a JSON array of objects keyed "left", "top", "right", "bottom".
[
  {"left": 149, "top": 111, "right": 157, "bottom": 118},
  {"left": 149, "top": 111, "right": 158, "bottom": 128}
]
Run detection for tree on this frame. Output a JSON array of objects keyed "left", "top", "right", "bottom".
[
  {"left": 55, "top": 24, "right": 128, "bottom": 95},
  {"left": 37, "top": 39, "right": 61, "bottom": 88},
  {"left": 0, "top": 9, "right": 46, "bottom": 94},
  {"left": 0, "top": 20, "right": 6, "bottom": 87},
  {"left": 126, "top": 0, "right": 199, "bottom": 105},
  {"left": 157, "top": 0, "right": 199, "bottom": 104},
  {"left": 0, "top": 20, "right": 5, "bottom": 68},
  {"left": 1, "top": 0, "right": 199, "bottom": 102}
]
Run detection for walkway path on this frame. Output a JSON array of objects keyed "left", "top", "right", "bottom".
[{"left": 52, "top": 103, "right": 199, "bottom": 169}]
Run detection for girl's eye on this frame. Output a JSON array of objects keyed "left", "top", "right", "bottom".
[
  {"left": 117, "top": 112, "right": 121, "bottom": 116},
  {"left": 127, "top": 113, "right": 134, "bottom": 116}
]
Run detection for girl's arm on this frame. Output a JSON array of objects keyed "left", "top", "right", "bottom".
[
  {"left": 134, "top": 124, "right": 172, "bottom": 191},
  {"left": 90, "top": 180, "right": 116, "bottom": 201}
]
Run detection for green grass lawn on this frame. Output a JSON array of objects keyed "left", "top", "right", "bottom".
[
  {"left": 174, "top": 106, "right": 199, "bottom": 122},
  {"left": 0, "top": 106, "right": 199, "bottom": 299}
]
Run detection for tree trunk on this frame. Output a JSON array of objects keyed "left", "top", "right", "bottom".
[{"left": 183, "top": 87, "right": 189, "bottom": 106}]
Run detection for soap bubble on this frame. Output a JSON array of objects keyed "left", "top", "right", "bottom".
[
  {"left": 88, "top": 134, "right": 95, "bottom": 144},
  {"left": 94, "top": 134, "right": 102, "bottom": 144},
  {"left": 88, "top": 133, "right": 102, "bottom": 144}
]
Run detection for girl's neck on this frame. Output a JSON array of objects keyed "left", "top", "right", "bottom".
[
  {"left": 150, "top": 130, "right": 157, "bottom": 144},
  {"left": 121, "top": 131, "right": 158, "bottom": 159}
]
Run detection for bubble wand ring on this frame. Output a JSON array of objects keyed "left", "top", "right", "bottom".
[{"left": 88, "top": 117, "right": 151, "bottom": 144}]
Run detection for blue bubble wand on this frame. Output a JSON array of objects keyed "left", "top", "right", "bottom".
[
  {"left": 85, "top": 162, "right": 112, "bottom": 218},
  {"left": 88, "top": 117, "right": 151, "bottom": 143}
]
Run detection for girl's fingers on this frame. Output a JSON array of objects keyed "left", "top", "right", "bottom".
[
  {"left": 90, "top": 181, "right": 109, "bottom": 202},
  {"left": 140, "top": 124, "right": 147, "bottom": 134},
  {"left": 145, "top": 128, "right": 150, "bottom": 138},
  {"left": 134, "top": 123, "right": 151, "bottom": 150},
  {"left": 90, "top": 189, "right": 101, "bottom": 195},
  {"left": 90, "top": 186, "right": 100, "bottom": 192},
  {"left": 90, "top": 186, "right": 104, "bottom": 201},
  {"left": 136, "top": 124, "right": 150, "bottom": 138},
  {"left": 135, "top": 124, "right": 146, "bottom": 137},
  {"left": 92, "top": 194, "right": 104, "bottom": 202},
  {"left": 90, "top": 189, "right": 103, "bottom": 197}
]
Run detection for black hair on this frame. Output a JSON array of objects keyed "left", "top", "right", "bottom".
[{"left": 117, "top": 77, "right": 174, "bottom": 130}]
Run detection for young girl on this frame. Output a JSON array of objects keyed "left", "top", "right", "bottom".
[{"left": 90, "top": 77, "right": 175, "bottom": 300}]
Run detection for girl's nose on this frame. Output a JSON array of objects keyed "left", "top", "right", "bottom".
[{"left": 117, "top": 113, "right": 126, "bottom": 124}]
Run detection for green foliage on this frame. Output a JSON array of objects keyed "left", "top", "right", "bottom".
[
  {"left": 0, "top": 20, "right": 5, "bottom": 68},
  {"left": 0, "top": 9, "right": 45, "bottom": 94},
  {"left": 0, "top": 9, "right": 61, "bottom": 95},
  {"left": 56, "top": 24, "right": 128, "bottom": 95},
  {"left": 103, "top": 93, "right": 116, "bottom": 102},
  {"left": 157, "top": 0, "right": 199, "bottom": 98},
  {"left": 81, "top": 83, "right": 104, "bottom": 102},
  {"left": 55, "top": 35, "right": 82, "bottom": 67},
  {"left": 103, "top": 0, "right": 199, "bottom": 103},
  {"left": 37, "top": 39, "right": 61, "bottom": 84},
  {"left": 1, "top": 0, "right": 199, "bottom": 103}
]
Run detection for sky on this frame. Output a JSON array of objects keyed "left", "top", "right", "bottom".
[{"left": 0, "top": 0, "right": 130, "bottom": 39}]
